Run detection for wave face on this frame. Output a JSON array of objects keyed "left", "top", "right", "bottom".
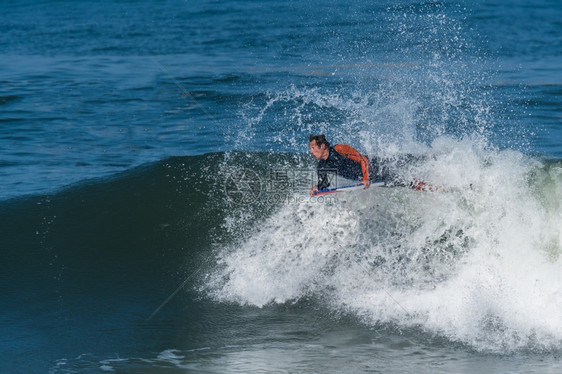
[
  {"left": 204, "top": 141, "right": 562, "bottom": 353},
  {"left": 1, "top": 153, "right": 234, "bottom": 372}
]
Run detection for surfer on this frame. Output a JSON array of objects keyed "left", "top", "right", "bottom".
[
  {"left": 309, "top": 134, "right": 371, "bottom": 196},
  {"left": 308, "top": 134, "right": 427, "bottom": 195}
]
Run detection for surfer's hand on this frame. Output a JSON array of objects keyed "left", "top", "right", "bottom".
[
  {"left": 361, "top": 180, "right": 370, "bottom": 189},
  {"left": 310, "top": 186, "right": 318, "bottom": 196}
]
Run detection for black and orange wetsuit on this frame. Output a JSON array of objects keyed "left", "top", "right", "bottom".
[
  {"left": 316, "top": 144, "right": 370, "bottom": 190},
  {"left": 316, "top": 146, "right": 428, "bottom": 191}
]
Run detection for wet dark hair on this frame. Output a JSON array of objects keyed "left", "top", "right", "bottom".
[{"left": 309, "top": 134, "right": 330, "bottom": 148}]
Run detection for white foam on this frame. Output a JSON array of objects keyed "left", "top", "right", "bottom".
[{"left": 207, "top": 138, "right": 562, "bottom": 352}]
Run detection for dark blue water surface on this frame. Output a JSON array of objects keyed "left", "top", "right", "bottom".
[{"left": 1, "top": 1, "right": 562, "bottom": 373}]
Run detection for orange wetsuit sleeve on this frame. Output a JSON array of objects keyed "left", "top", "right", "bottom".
[{"left": 334, "top": 144, "right": 370, "bottom": 181}]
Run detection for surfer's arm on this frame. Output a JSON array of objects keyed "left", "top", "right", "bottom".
[
  {"left": 315, "top": 169, "right": 330, "bottom": 192},
  {"left": 334, "top": 144, "right": 370, "bottom": 189},
  {"left": 310, "top": 185, "right": 318, "bottom": 196}
]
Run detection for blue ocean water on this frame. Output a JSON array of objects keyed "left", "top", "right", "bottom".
[
  {"left": 1, "top": 0, "right": 560, "bottom": 200},
  {"left": 1, "top": 0, "right": 562, "bottom": 373}
]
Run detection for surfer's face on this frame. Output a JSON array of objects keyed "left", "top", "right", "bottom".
[{"left": 309, "top": 141, "right": 328, "bottom": 160}]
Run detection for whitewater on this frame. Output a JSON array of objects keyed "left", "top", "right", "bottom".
[{"left": 207, "top": 134, "right": 562, "bottom": 353}]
